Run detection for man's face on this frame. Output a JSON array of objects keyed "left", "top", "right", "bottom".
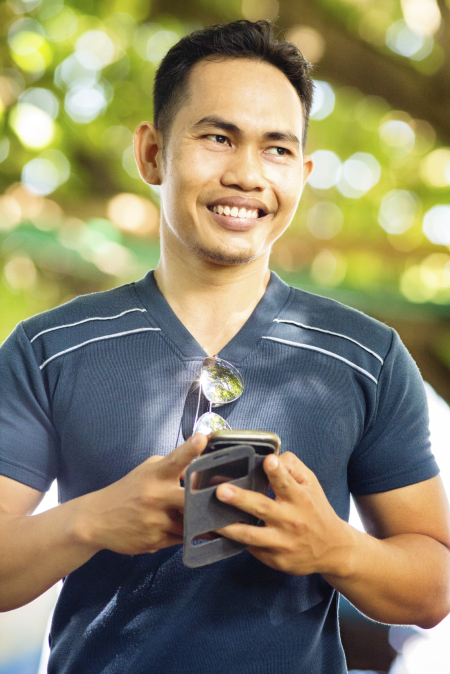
[{"left": 153, "top": 57, "right": 312, "bottom": 266}]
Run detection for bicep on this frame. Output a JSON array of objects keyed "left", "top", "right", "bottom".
[
  {"left": 0, "top": 474, "right": 45, "bottom": 516},
  {"left": 354, "top": 476, "right": 450, "bottom": 548}
]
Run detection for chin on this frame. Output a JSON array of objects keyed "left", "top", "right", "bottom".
[{"left": 193, "top": 242, "right": 260, "bottom": 266}]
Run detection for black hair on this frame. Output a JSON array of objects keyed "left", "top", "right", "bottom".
[{"left": 153, "top": 20, "right": 314, "bottom": 150}]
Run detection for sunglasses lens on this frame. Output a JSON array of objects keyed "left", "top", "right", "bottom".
[
  {"left": 193, "top": 412, "right": 231, "bottom": 435},
  {"left": 201, "top": 357, "right": 244, "bottom": 405}
]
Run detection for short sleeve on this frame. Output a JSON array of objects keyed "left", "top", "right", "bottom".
[
  {"left": 348, "top": 329, "right": 439, "bottom": 495},
  {"left": 0, "top": 323, "right": 59, "bottom": 491}
]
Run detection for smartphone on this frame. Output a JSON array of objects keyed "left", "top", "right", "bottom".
[
  {"left": 183, "top": 430, "right": 281, "bottom": 568},
  {"left": 202, "top": 429, "right": 281, "bottom": 455},
  {"left": 195, "top": 430, "right": 281, "bottom": 492}
]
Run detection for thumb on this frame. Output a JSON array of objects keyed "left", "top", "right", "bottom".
[{"left": 156, "top": 433, "right": 207, "bottom": 480}]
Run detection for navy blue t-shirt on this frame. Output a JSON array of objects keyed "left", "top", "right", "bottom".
[{"left": 0, "top": 271, "right": 439, "bottom": 673}]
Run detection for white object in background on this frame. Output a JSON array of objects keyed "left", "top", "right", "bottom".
[
  {"left": 389, "top": 383, "right": 450, "bottom": 673},
  {"left": 0, "top": 481, "right": 60, "bottom": 672}
]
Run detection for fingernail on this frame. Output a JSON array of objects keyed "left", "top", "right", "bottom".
[
  {"left": 217, "top": 485, "right": 235, "bottom": 501},
  {"left": 267, "top": 456, "right": 279, "bottom": 470},
  {"left": 191, "top": 433, "right": 206, "bottom": 448}
]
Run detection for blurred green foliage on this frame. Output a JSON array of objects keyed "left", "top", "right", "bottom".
[{"left": 1, "top": 0, "right": 450, "bottom": 342}]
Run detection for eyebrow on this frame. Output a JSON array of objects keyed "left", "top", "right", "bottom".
[{"left": 192, "top": 116, "right": 300, "bottom": 147}]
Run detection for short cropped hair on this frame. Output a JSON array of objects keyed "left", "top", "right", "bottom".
[{"left": 153, "top": 20, "right": 314, "bottom": 150}]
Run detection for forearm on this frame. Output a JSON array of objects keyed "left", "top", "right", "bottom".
[
  {"left": 0, "top": 436, "right": 205, "bottom": 612},
  {"left": 324, "top": 527, "right": 450, "bottom": 628},
  {"left": 0, "top": 498, "right": 100, "bottom": 612}
]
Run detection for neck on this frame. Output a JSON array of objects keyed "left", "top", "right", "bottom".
[{"left": 154, "top": 236, "right": 271, "bottom": 356}]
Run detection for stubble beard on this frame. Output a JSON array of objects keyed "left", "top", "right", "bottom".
[{"left": 192, "top": 241, "right": 261, "bottom": 266}]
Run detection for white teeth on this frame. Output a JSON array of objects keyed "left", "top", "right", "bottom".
[{"left": 211, "top": 205, "right": 261, "bottom": 219}]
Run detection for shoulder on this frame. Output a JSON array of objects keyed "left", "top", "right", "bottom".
[
  {"left": 21, "top": 281, "right": 142, "bottom": 340},
  {"left": 264, "top": 280, "right": 395, "bottom": 387},
  {"left": 18, "top": 277, "right": 159, "bottom": 372},
  {"left": 280, "top": 284, "right": 394, "bottom": 361}
]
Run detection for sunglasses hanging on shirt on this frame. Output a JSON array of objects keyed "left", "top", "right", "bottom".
[{"left": 181, "top": 356, "right": 244, "bottom": 439}]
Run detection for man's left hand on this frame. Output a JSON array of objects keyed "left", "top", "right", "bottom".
[{"left": 215, "top": 452, "right": 355, "bottom": 576}]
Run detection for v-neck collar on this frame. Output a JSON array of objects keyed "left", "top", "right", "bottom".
[{"left": 133, "top": 270, "right": 292, "bottom": 365}]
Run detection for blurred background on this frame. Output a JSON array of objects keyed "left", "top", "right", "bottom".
[{"left": 0, "top": 0, "right": 449, "bottom": 672}]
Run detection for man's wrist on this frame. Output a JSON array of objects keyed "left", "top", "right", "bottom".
[
  {"left": 320, "top": 519, "right": 364, "bottom": 581},
  {"left": 66, "top": 491, "right": 104, "bottom": 554}
]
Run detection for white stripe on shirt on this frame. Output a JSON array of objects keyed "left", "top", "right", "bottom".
[
  {"left": 31, "top": 308, "right": 148, "bottom": 343},
  {"left": 39, "top": 328, "right": 161, "bottom": 370},
  {"left": 273, "top": 319, "right": 384, "bottom": 364},
  {"left": 262, "top": 336, "right": 378, "bottom": 384}
]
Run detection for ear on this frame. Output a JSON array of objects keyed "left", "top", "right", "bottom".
[
  {"left": 134, "top": 122, "right": 163, "bottom": 185},
  {"left": 302, "top": 154, "right": 314, "bottom": 187}
]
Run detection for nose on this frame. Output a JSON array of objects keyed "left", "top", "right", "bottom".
[{"left": 221, "top": 146, "right": 267, "bottom": 192}]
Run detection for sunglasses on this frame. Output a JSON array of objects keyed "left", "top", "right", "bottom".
[{"left": 191, "top": 356, "right": 244, "bottom": 435}]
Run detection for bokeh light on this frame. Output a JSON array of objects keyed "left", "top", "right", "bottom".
[
  {"left": 422, "top": 205, "right": 450, "bottom": 245},
  {"left": 401, "top": 0, "right": 441, "bottom": 35},
  {"left": 64, "top": 82, "right": 110, "bottom": 124},
  {"left": 19, "top": 87, "right": 59, "bottom": 119},
  {"left": 0, "top": 194, "right": 22, "bottom": 231},
  {"left": 386, "top": 19, "right": 434, "bottom": 60},
  {"left": 337, "top": 153, "right": 381, "bottom": 198},
  {"left": 378, "top": 190, "right": 420, "bottom": 234},
  {"left": 55, "top": 52, "right": 101, "bottom": 90},
  {"left": 8, "top": 18, "right": 52, "bottom": 77},
  {"left": 146, "top": 30, "right": 180, "bottom": 63},
  {"left": 133, "top": 23, "right": 164, "bottom": 59},
  {"left": 309, "top": 150, "right": 342, "bottom": 190},
  {"left": 3, "top": 254, "right": 37, "bottom": 291},
  {"left": 43, "top": 7, "right": 78, "bottom": 42},
  {"left": 92, "top": 240, "right": 134, "bottom": 277},
  {"left": 9, "top": 102, "right": 55, "bottom": 149},
  {"left": 21, "top": 149, "right": 70, "bottom": 196},
  {"left": 107, "top": 193, "right": 159, "bottom": 236},
  {"left": 22, "top": 158, "right": 60, "bottom": 196},
  {"left": 307, "top": 201, "right": 344, "bottom": 240},
  {"left": 420, "top": 253, "right": 450, "bottom": 295},
  {"left": 400, "top": 254, "right": 450, "bottom": 303},
  {"left": 311, "top": 249, "right": 347, "bottom": 286},
  {"left": 286, "top": 26, "right": 326, "bottom": 63},
  {"left": 10, "top": 0, "right": 44, "bottom": 12},
  {"left": 241, "top": 0, "right": 279, "bottom": 22},
  {"left": 380, "top": 119, "right": 415, "bottom": 156},
  {"left": 75, "top": 31, "right": 118, "bottom": 68},
  {"left": 0, "top": 138, "right": 10, "bottom": 163},
  {"left": 420, "top": 149, "right": 450, "bottom": 188},
  {"left": 310, "top": 81, "right": 335, "bottom": 121},
  {"left": 0, "top": 70, "right": 25, "bottom": 111},
  {"left": 400, "top": 265, "right": 434, "bottom": 302}
]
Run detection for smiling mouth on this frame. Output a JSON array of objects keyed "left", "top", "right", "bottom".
[{"left": 207, "top": 205, "right": 264, "bottom": 219}]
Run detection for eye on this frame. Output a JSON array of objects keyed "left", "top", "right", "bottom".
[
  {"left": 206, "top": 134, "right": 229, "bottom": 145},
  {"left": 265, "top": 146, "right": 289, "bottom": 156}
]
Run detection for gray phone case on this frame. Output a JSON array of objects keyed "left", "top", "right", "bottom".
[{"left": 183, "top": 444, "right": 261, "bottom": 568}]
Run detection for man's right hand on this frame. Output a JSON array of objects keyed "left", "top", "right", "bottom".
[
  {"left": 75, "top": 433, "right": 207, "bottom": 555},
  {"left": 0, "top": 434, "right": 207, "bottom": 611}
]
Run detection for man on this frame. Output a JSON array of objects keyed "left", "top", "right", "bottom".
[{"left": 0, "top": 20, "right": 449, "bottom": 674}]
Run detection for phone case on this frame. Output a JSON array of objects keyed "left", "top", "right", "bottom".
[{"left": 183, "top": 444, "right": 260, "bottom": 568}]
